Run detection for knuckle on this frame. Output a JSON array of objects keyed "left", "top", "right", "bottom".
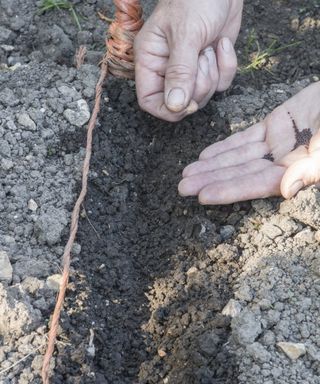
[
  {"left": 137, "top": 96, "right": 150, "bottom": 112},
  {"left": 166, "top": 64, "right": 194, "bottom": 81}
]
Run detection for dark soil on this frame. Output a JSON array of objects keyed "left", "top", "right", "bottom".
[
  {"left": 237, "top": 0, "right": 320, "bottom": 87},
  {"left": 50, "top": 1, "right": 320, "bottom": 384},
  {"left": 56, "top": 83, "right": 244, "bottom": 384}
]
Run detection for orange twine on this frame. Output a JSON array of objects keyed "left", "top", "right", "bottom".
[
  {"left": 41, "top": 1, "right": 143, "bottom": 382},
  {"left": 106, "top": 0, "right": 143, "bottom": 79}
]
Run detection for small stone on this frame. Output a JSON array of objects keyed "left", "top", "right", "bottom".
[
  {"left": 186, "top": 266, "right": 198, "bottom": 276},
  {"left": 0, "top": 44, "right": 14, "bottom": 52},
  {"left": 63, "top": 99, "right": 90, "bottom": 127},
  {"left": 0, "top": 139, "right": 11, "bottom": 157},
  {"left": 31, "top": 355, "right": 44, "bottom": 371},
  {"left": 294, "top": 228, "right": 314, "bottom": 244},
  {"left": 64, "top": 154, "right": 73, "bottom": 166},
  {"left": 261, "top": 331, "right": 276, "bottom": 346},
  {"left": 1, "top": 158, "right": 13, "bottom": 170},
  {"left": 258, "top": 299, "right": 272, "bottom": 310},
  {"left": 0, "top": 26, "right": 13, "bottom": 43},
  {"left": 21, "top": 276, "right": 44, "bottom": 294},
  {"left": 198, "top": 331, "right": 221, "bottom": 356},
  {"left": 158, "top": 349, "right": 167, "bottom": 358},
  {"left": 35, "top": 208, "right": 68, "bottom": 245},
  {"left": 235, "top": 284, "right": 253, "bottom": 301},
  {"left": 72, "top": 243, "right": 82, "bottom": 255},
  {"left": 220, "top": 225, "right": 235, "bottom": 240},
  {"left": 46, "top": 274, "right": 62, "bottom": 291},
  {"left": 298, "top": 297, "right": 312, "bottom": 310},
  {"left": 231, "top": 310, "right": 262, "bottom": 346},
  {"left": 0, "top": 88, "right": 19, "bottom": 107},
  {"left": 246, "top": 342, "right": 271, "bottom": 362},
  {"left": 28, "top": 199, "right": 38, "bottom": 212},
  {"left": 77, "top": 30, "right": 93, "bottom": 45},
  {"left": 33, "top": 297, "right": 48, "bottom": 311},
  {"left": 0, "top": 250, "right": 13, "bottom": 283},
  {"left": 57, "top": 85, "right": 80, "bottom": 100},
  {"left": 17, "top": 112, "right": 37, "bottom": 131},
  {"left": 277, "top": 342, "right": 306, "bottom": 360},
  {"left": 222, "top": 299, "right": 242, "bottom": 318},
  {"left": 261, "top": 223, "right": 283, "bottom": 239},
  {"left": 251, "top": 199, "right": 273, "bottom": 214}
]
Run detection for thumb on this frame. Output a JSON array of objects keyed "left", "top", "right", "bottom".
[
  {"left": 281, "top": 132, "right": 320, "bottom": 198},
  {"left": 281, "top": 157, "right": 319, "bottom": 198},
  {"left": 164, "top": 37, "right": 199, "bottom": 112}
]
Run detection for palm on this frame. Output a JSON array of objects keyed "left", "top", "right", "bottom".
[{"left": 178, "top": 82, "right": 320, "bottom": 205}]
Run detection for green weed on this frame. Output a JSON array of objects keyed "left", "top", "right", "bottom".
[
  {"left": 239, "top": 29, "right": 300, "bottom": 74},
  {"left": 38, "top": 0, "right": 82, "bottom": 31}
]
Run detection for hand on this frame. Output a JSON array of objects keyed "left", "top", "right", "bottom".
[
  {"left": 178, "top": 82, "right": 320, "bottom": 204},
  {"left": 134, "top": 0, "right": 243, "bottom": 122}
]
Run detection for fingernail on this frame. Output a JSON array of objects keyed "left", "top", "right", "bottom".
[
  {"left": 221, "top": 37, "right": 232, "bottom": 53},
  {"left": 167, "top": 88, "right": 186, "bottom": 111},
  {"left": 185, "top": 99, "right": 198, "bottom": 115},
  {"left": 199, "top": 55, "right": 209, "bottom": 76},
  {"left": 203, "top": 46, "right": 214, "bottom": 65},
  {"left": 287, "top": 180, "right": 304, "bottom": 198}
]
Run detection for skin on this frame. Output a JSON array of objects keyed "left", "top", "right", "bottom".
[
  {"left": 178, "top": 82, "right": 320, "bottom": 204},
  {"left": 134, "top": 0, "right": 243, "bottom": 122},
  {"left": 134, "top": 0, "right": 320, "bottom": 205}
]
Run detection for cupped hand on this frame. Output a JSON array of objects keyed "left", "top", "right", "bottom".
[
  {"left": 178, "top": 82, "right": 320, "bottom": 204},
  {"left": 134, "top": 0, "right": 243, "bottom": 121}
]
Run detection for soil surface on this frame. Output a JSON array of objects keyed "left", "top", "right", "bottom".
[{"left": 0, "top": 1, "right": 319, "bottom": 384}]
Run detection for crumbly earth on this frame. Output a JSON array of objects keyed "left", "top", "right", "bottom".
[{"left": 0, "top": 1, "right": 319, "bottom": 384}]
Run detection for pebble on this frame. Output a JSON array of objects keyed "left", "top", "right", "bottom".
[
  {"left": 1, "top": 158, "right": 14, "bottom": 170},
  {"left": 17, "top": 112, "right": 37, "bottom": 131},
  {"left": 261, "top": 223, "right": 283, "bottom": 239},
  {"left": 231, "top": 310, "right": 262, "bottom": 346},
  {"left": 35, "top": 208, "right": 68, "bottom": 245},
  {"left": 22, "top": 276, "right": 44, "bottom": 295},
  {"left": 0, "top": 87, "right": 19, "bottom": 107},
  {"left": 277, "top": 342, "right": 306, "bottom": 360},
  {"left": 235, "top": 284, "right": 253, "bottom": 301},
  {"left": 158, "top": 349, "right": 167, "bottom": 358},
  {"left": 294, "top": 228, "right": 314, "bottom": 244},
  {"left": 220, "top": 225, "right": 235, "bottom": 240},
  {"left": 246, "top": 342, "right": 271, "bottom": 362},
  {"left": 46, "top": 274, "right": 62, "bottom": 291},
  {"left": 57, "top": 85, "right": 80, "bottom": 100},
  {"left": 186, "top": 266, "right": 198, "bottom": 276},
  {"left": 72, "top": 242, "right": 82, "bottom": 255},
  {"left": 198, "top": 331, "right": 221, "bottom": 355},
  {"left": 222, "top": 299, "right": 242, "bottom": 318},
  {"left": 28, "top": 199, "right": 38, "bottom": 212},
  {"left": 258, "top": 299, "right": 272, "bottom": 310},
  {"left": 0, "top": 250, "right": 13, "bottom": 283},
  {"left": 63, "top": 99, "right": 90, "bottom": 127},
  {"left": 0, "top": 139, "right": 11, "bottom": 157},
  {"left": 0, "top": 26, "right": 13, "bottom": 43}
]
